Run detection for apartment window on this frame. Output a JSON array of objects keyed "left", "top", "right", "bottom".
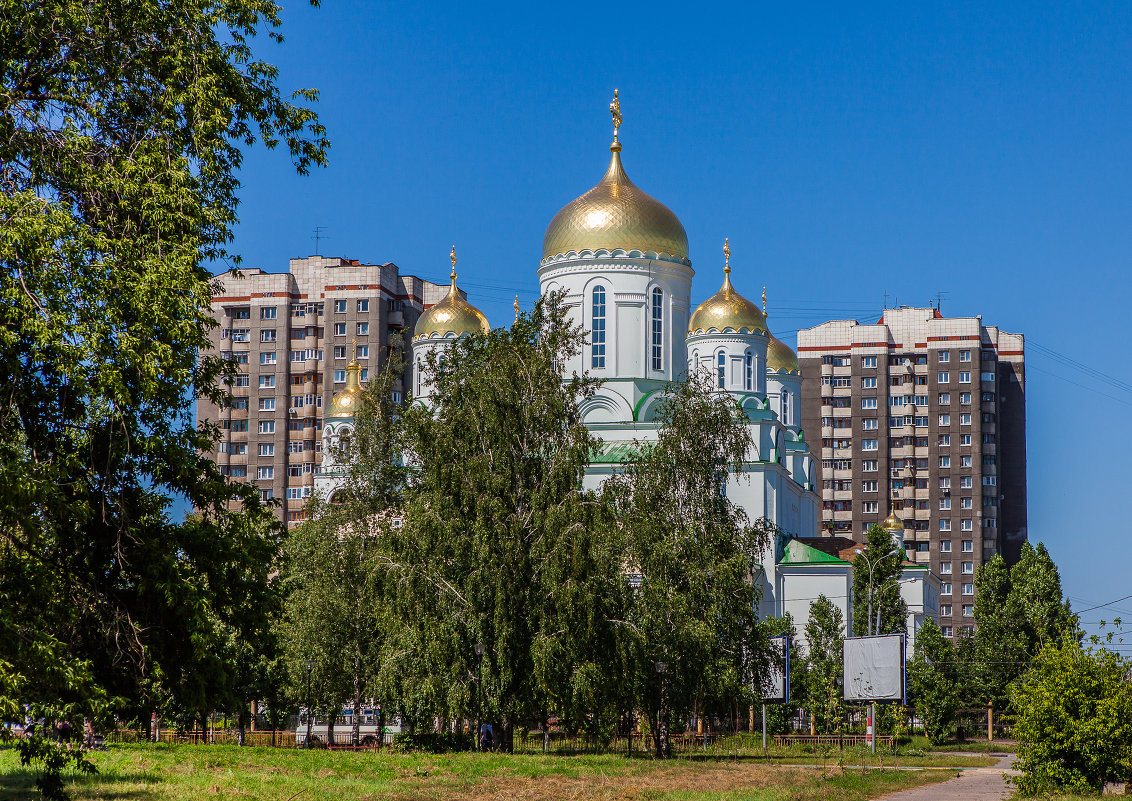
[
  {"left": 960, "top": 476, "right": 973, "bottom": 488},
  {"left": 862, "top": 481, "right": 879, "bottom": 492},
  {"left": 230, "top": 374, "right": 249, "bottom": 388},
  {"left": 230, "top": 307, "right": 250, "bottom": 319},
  {"left": 357, "top": 345, "right": 369, "bottom": 359},
  {"left": 261, "top": 307, "right": 277, "bottom": 320},
  {"left": 937, "top": 371, "right": 949, "bottom": 384},
  {"left": 230, "top": 351, "right": 249, "bottom": 364},
  {"left": 862, "top": 460, "right": 878, "bottom": 472},
  {"left": 287, "top": 465, "right": 302, "bottom": 477},
  {"left": 940, "top": 540, "right": 952, "bottom": 553},
  {"left": 938, "top": 393, "right": 950, "bottom": 405},
  {"left": 360, "top": 369, "right": 369, "bottom": 381},
  {"left": 258, "top": 398, "right": 275, "bottom": 412},
  {"left": 333, "top": 370, "right": 346, "bottom": 383},
  {"left": 962, "top": 604, "right": 974, "bottom": 617},
  {"left": 356, "top": 299, "right": 369, "bottom": 313},
  {"left": 334, "top": 300, "right": 347, "bottom": 313},
  {"left": 914, "top": 415, "right": 928, "bottom": 427},
  {"left": 960, "top": 413, "right": 972, "bottom": 425},
  {"left": 959, "top": 434, "right": 971, "bottom": 446},
  {"left": 961, "top": 455, "right": 973, "bottom": 468},
  {"left": 261, "top": 329, "right": 277, "bottom": 343},
  {"left": 984, "top": 518, "right": 998, "bottom": 528},
  {"left": 862, "top": 377, "right": 877, "bottom": 389},
  {"left": 959, "top": 350, "right": 971, "bottom": 362},
  {"left": 940, "top": 604, "right": 953, "bottom": 617},
  {"left": 940, "top": 519, "right": 952, "bottom": 531},
  {"left": 356, "top": 322, "right": 369, "bottom": 336},
  {"left": 259, "top": 443, "right": 274, "bottom": 456},
  {"left": 651, "top": 287, "right": 663, "bottom": 371},
  {"left": 862, "top": 418, "right": 878, "bottom": 430},
  {"left": 334, "top": 323, "right": 346, "bottom": 336},
  {"left": 982, "top": 433, "right": 996, "bottom": 444},
  {"left": 863, "top": 501, "right": 879, "bottom": 513},
  {"left": 591, "top": 286, "right": 607, "bottom": 369},
  {"left": 960, "top": 392, "right": 971, "bottom": 404},
  {"left": 940, "top": 562, "right": 953, "bottom": 574},
  {"left": 982, "top": 391, "right": 996, "bottom": 403},
  {"left": 231, "top": 328, "right": 250, "bottom": 343},
  {"left": 939, "top": 456, "right": 951, "bottom": 468},
  {"left": 983, "top": 494, "right": 998, "bottom": 507},
  {"left": 959, "top": 371, "right": 971, "bottom": 383},
  {"left": 940, "top": 477, "right": 952, "bottom": 491},
  {"left": 962, "top": 562, "right": 975, "bottom": 576},
  {"left": 938, "top": 351, "right": 950, "bottom": 363},
  {"left": 981, "top": 371, "right": 996, "bottom": 382},
  {"left": 231, "top": 420, "right": 248, "bottom": 432},
  {"left": 862, "top": 356, "right": 877, "bottom": 368},
  {"left": 941, "top": 626, "right": 954, "bottom": 637},
  {"left": 938, "top": 414, "right": 950, "bottom": 426},
  {"left": 939, "top": 434, "right": 951, "bottom": 446},
  {"left": 288, "top": 441, "right": 304, "bottom": 454},
  {"left": 831, "top": 377, "right": 851, "bottom": 387},
  {"left": 292, "top": 329, "right": 307, "bottom": 341},
  {"left": 258, "top": 421, "right": 275, "bottom": 434},
  {"left": 862, "top": 397, "right": 878, "bottom": 409},
  {"left": 940, "top": 497, "right": 951, "bottom": 510},
  {"left": 941, "top": 583, "right": 952, "bottom": 595},
  {"left": 256, "top": 466, "right": 274, "bottom": 480},
  {"left": 259, "top": 375, "right": 275, "bottom": 388},
  {"left": 890, "top": 376, "right": 903, "bottom": 387},
  {"left": 983, "top": 454, "right": 997, "bottom": 466},
  {"left": 260, "top": 352, "right": 277, "bottom": 365},
  {"left": 961, "top": 498, "right": 973, "bottom": 510},
  {"left": 962, "top": 583, "right": 974, "bottom": 595},
  {"left": 863, "top": 439, "right": 878, "bottom": 451}
]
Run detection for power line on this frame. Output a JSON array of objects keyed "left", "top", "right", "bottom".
[{"left": 1076, "top": 593, "right": 1132, "bottom": 615}]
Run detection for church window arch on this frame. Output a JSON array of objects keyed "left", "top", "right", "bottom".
[
  {"left": 415, "top": 358, "right": 423, "bottom": 396},
  {"left": 744, "top": 350, "right": 754, "bottom": 391},
  {"left": 651, "top": 287, "right": 663, "bottom": 371},
  {"left": 591, "top": 285, "right": 607, "bottom": 369},
  {"left": 781, "top": 390, "right": 792, "bottom": 426},
  {"left": 717, "top": 350, "right": 726, "bottom": 389}
]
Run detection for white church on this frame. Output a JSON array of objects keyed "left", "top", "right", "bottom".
[{"left": 316, "top": 96, "right": 938, "bottom": 653}]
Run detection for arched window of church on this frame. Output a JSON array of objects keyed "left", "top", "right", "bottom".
[
  {"left": 717, "top": 351, "right": 726, "bottom": 389},
  {"left": 744, "top": 350, "right": 753, "bottom": 391},
  {"left": 651, "top": 287, "right": 663, "bottom": 371},
  {"left": 591, "top": 286, "right": 606, "bottom": 369},
  {"left": 782, "top": 390, "right": 791, "bottom": 426},
  {"left": 416, "top": 359, "right": 422, "bottom": 396}
]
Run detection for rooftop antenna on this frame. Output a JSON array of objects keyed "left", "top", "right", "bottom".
[
  {"left": 883, "top": 291, "right": 888, "bottom": 311},
  {"left": 312, "top": 226, "right": 329, "bottom": 256}
]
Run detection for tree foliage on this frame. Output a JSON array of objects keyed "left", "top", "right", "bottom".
[
  {"left": 908, "top": 618, "right": 960, "bottom": 744},
  {"left": 970, "top": 542, "right": 1079, "bottom": 709},
  {"left": 1, "top": 0, "right": 326, "bottom": 794},
  {"left": 1011, "top": 640, "right": 1132, "bottom": 795},
  {"left": 605, "top": 371, "right": 768, "bottom": 757},
  {"left": 850, "top": 525, "right": 907, "bottom": 637},
  {"left": 802, "top": 595, "right": 844, "bottom": 735}
]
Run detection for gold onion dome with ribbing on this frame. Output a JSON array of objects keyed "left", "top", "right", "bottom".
[
  {"left": 413, "top": 247, "right": 490, "bottom": 342},
  {"left": 882, "top": 509, "right": 906, "bottom": 533},
  {"left": 327, "top": 354, "right": 364, "bottom": 419},
  {"left": 542, "top": 91, "right": 688, "bottom": 262},
  {"left": 688, "top": 240, "right": 768, "bottom": 335}
]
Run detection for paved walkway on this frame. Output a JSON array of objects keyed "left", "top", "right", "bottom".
[{"left": 873, "top": 754, "right": 1018, "bottom": 801}]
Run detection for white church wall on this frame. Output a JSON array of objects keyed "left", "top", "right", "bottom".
[{"left": 776, "top": 568, "right": 853, "bottom": 653}]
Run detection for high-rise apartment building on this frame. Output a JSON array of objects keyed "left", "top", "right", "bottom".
[
  {"left": 198, "top": 256, "right": 451, "bottom": 527},
  {"left": 797, "top": 307, "right": 1026, "bottom": 638}
]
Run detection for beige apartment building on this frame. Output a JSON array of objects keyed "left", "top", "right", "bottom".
[
  {"left": 198, "top": 256, "right": 451, "bottom": 527},
  {"left": 798, "top": 307, "right": 1026, "bottom": 638}
]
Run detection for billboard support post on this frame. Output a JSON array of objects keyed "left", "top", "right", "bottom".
[
  {"left": 868, "top": 704, "right": 875, "bottom": 753},
  {"left": 761, "top": 703, "right": 767, "bottom": 750}
]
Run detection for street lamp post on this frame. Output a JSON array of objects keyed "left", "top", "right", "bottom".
[{"left": 304, "top": 659, "right": 314, "bottom": 749}]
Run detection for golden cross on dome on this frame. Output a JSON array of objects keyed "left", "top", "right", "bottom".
[
  {"left": 514, "top": 294, "right": 520, "bottom": 322},
  {"left": 723, "top": 237, "right": 731, "bottom": 274},
  {"left": 449, "top": 245, "right": 457, "bottom": 282},
  {"left": 351, "top": 337, "right": 357, "bottom": 360},
  {"left": 762, "top": 286, "right": 767, "bottom": 315},
  {"left": 610, "top": 89, "right": 622, "bottom": 143}
]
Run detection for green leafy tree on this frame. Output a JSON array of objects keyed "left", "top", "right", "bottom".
[
  {"left": 851, "top": 525, "right": 907, "bottom": 636},
  {"left": 605, "top": 371, "right": 768, "bottom": 758},
  {"left": 1012, "top": 640, "right": 1132, "bottom": 795},
  {"left": 383, "top": 292, "right": 623, "bottom": 749},
  {"left": 0, "top": 0, "right": 325, "bottom": 793},
  {"left": 908, "top": 618, "right": 960, "bottom": 744},
  {"left": 969, "top": 543, "right": 1079, "bottom": 710},
  {"left": 803, "top": 595, "right": 845, "bottom": 735},
  {"left": 756, "top": 614, "right": 802, "bottom": 737}
]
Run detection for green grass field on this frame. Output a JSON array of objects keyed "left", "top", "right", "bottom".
[{"left": 0, "top": 743, "right": 996, "bottom": 801}]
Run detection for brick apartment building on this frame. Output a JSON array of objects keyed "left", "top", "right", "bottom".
[
  {"left": 797, "top": 307, "right": 1026, "bottom": 638},
  {"left": 197, "top": 256, "right": 451, "bottom": 527}
]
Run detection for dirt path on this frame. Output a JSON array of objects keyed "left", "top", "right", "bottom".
[{"left": 873, "top": 754, "right": 1018, "bottom": 801}]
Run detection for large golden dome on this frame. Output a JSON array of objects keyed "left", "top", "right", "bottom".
[
  {"left": 327, "top": 355, "right": 364, "bottom": 419},
  {"left": 882, "top": 508, "right": 907, "bottom": 533},
  {"left": 542, "top": 143, "right": 688, "bottom": 262},
  {"left": 688, "top": 242, "right": 768, "bottom": 335},
  {"left": 413, "top": 248, "right": 490, "bottom": 342}
]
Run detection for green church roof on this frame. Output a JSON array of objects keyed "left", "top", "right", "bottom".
[{"left": 778, "top": 538, "right": 851, "bottom": 566}]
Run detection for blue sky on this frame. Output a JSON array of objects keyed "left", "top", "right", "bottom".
[{"left": 229, "top": 1, "right": 1132, "bottom": 643}]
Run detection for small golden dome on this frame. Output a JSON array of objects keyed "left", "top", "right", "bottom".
[
  {"left": 327, "top": 355, "right": 364, "bottom": 419},
  {"left": 882, "top": 509, "right": 906, "bottom": 533},
  {"left": 767, "top": 334, "right": 800, "bottom": 375},
  {"left": 542, "top": 145, "right": 688, "bottom": 262},
  {"left": 688, "top": 242, "right": 768, "bottom": 335},
  {"left": 413, "top": 247, "right": 490, "bottom": 342}
]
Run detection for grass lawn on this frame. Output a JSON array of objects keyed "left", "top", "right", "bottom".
[
  {"left": 901, "top": 735, "right": 1019, "bottom": 754},
  {"left": 0, "top": 743, "right": 994, "bottom": 801}
]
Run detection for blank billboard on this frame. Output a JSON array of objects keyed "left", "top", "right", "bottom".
[
  {"left": 760, "top": 635, "right": 790, "bottom": 702},
  {"left": 843, "top": 635, "right": 905, "bottom": 702}
]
